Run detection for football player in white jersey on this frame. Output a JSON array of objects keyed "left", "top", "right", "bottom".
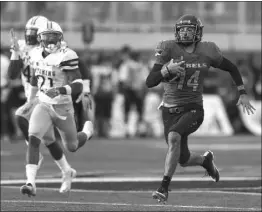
[
  {"left": 20, "top": 21, "right": 91, "bottom": 197},
  {"left": 8, "top": 16, "right": 75, "bottom": 196}
]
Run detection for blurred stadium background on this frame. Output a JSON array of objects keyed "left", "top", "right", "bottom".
[
  {"left": 1, "top": 1, "right": 261, "bottom": 140},
  {"left": 0, "top": 2, "right": 261, "bottom": 211}
]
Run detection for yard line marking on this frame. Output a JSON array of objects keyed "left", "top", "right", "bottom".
[
  {"left": 1, "top": 176, "right": 261, "bottom": 185},
  {"left": 1, "top": 200, "right": 261, "bottom": 211},
  {"left": 2, "top": 186, "right": 261, "bottom": 196}
]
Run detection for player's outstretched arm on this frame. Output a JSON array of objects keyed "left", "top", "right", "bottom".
[
  {"left": 217, "top": 57, "right": 256, "bottom": 115},
  {"left": 8, "top": 29, "right": 23, "bottom": 79},
  {"left": 7, "top": 57, "right": 23, "bottom": 80}
]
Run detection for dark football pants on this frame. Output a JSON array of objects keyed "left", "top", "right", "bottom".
[{"left": 162, "top": 104, "right": 204, "bottom": 164}]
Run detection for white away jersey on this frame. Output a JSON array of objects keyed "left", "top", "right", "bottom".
[
  {"left": 17, "top": 40, "right": 36, "bottom": 99},
  {"left": 30, "top": 46, "right": 79, "bottom": 104}
]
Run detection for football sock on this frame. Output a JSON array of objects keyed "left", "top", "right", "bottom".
[
  {"left": 26, "top": 164, "right": 38, "bottom": 185},
  {"left": 55, "top": 154, "right": 71, "bottom": 173},
  {"left": 161, "top": 175, "right": 171, "bottom": 190},
  {"left": 26, "top": 140, "right": 43, "bottom": 166},
  {"left": 46, "top": 142, "right": 63, "bottom": 161},
  {"left": 82, "top": 121, "right": 94, "bottom": 139},
  {"left": 17, "top": 116, "right": 29, "bottom": 141}
]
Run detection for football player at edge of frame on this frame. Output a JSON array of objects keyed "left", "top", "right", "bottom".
[
  {"left": 17, "top": 21, "right": 91, "bottom": 197},
  {"left": 8, "top": 16, "right": 79, "bottom": 194},
  {"left": 146, "top": 14, "right": 256, "bottom": 204}
]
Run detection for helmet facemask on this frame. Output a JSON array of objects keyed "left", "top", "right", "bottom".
[
  {"left": 175, "top": 23, "right": 203, "bottom": 46},
  {"left": 25, "top": 28, "right": 38, "bottom": 45},
  {"left": 39, "top": 32, "right": 63, "bottom": 53}
]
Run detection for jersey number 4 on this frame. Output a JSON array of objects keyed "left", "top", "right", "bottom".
[
  {"left": 23, "top": 66, "right": 31, "bottom": 82},
  {"left": 177, "top": 70, "right": 200, "bottom": 91}
]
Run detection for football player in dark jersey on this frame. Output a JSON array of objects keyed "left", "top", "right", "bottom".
[{"left": 146, "top": 14, "right": 256, "bottom": 203}]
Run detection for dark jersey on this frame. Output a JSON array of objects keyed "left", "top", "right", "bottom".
[{"left": 155, "top": 40, "right": 223, "bottom": 106}]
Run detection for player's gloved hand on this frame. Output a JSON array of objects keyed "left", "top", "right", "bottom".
[
  {"left": 45, "top": 87, "right": 60, "bottom": 99},
  {"left": 236, "top": 94, "right": 256, "bottom": 115},
  {"left": 10, "top": 28, "right": 19, "bottom": 52},
  {"left": 76, "top": 92, "right": 92, "bottom": 109},
  {"left": 166, "top": 60, "right": 185, "bottom": 76}
]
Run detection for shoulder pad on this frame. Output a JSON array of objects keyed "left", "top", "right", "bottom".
[
  {"left": 155, "top": 40, "right": 175, "bottom": 52},
  {"left": 199, "top": 41, "right": 223, "bottom": 67},
  {"left": 60, "top": 48, "right": 79, "bottom": 70},
  {"left": 155, "top": 40, "right": 175, "bottom": 65}
]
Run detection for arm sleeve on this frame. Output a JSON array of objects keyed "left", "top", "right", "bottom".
[
  {"left": 7, "top": 59, "right": 23, "bottom": 79},
  {"left": 145, "top": 64, "right": 164, "bottom": 88},
  {"left": 217, "top": 57, "right": 245, "bottom": 87},
  {"left": 60, "top": 49, "right": 79, "bottom": 71},
  {"left": 145, "top": 40, "right": 172, "bottom": 88},
  {"left": 59, "top": 69, "right": 83, "bottom": 98},
  {"left": 208, "top": 42, "right": 223, "bottom": 68}
]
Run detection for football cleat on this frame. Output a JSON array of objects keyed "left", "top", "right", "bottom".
[
  {"left": 59, "top": 168, "right": 77, "bottom": 193},
  {"left": 202, "top": 150, "right": 220, "bottom": 182},
  {"left": 152, "top": 187, "right": 168, "bottom": 204},
  {"left": 20, "top": 183, "right": 36, "bottom": 197}
]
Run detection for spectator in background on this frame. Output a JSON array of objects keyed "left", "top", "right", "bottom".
[
  {"left": 1, "top": 48, "right": 11, "bottom": 142},
  {"left": 92, "top": 53, "right": 118, "bottom": 138},
  {"left": 119, "top": 49, "right": 149, "bottom": 137}
]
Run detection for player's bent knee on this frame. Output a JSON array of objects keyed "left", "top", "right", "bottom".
[
  {"left": 65, "top": 142, "right": 78, "bottom": 152},
  {"left": 168, "top": 131, "right": 181, "bottom": 145}
]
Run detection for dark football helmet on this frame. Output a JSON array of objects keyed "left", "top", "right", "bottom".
[{"left": 174, "top": 14, "right": 204, "bottom": 46}]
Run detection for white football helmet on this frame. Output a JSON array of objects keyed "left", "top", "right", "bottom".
[
  {"left": 37, "top": 21, "right": 63, "bottom": 53},
  {"left": 25, "top": 16, "right": 49, "bottom": 45}
]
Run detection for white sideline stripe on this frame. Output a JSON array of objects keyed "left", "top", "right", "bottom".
[
  {"left": 1, "top": 200, "right": 260, "bottom": 211},
  {"left": 152, "top": 143, "right": 261, "bottom": 150},
  {"left": 1, "top": 176, "right": 261, "bottom": 185},
  {"left": 2, "top": 186, "right": 261, "bottom": 196}
]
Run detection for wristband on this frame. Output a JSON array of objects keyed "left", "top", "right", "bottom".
[
  {"left": 82, "top": 79, "right": 91, "bottom": 93},
  {"left": 237, "top": 85, "right": 247, "bottom": 95},
  {"left": 239, "top": 89, "right": 247, "bottom": 95},
  {"left": 166, "top": 66, "right": 171, "bottom": 75},
  {"left": 64, "top": 85, "right": 72, "bottom": 95},
  {"left": 160, "top": 67, "right": 170, "bottom": 78}
]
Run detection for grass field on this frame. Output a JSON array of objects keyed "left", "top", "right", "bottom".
[{"left": 1, "top": 135, "right": 261, "bottom": 211}]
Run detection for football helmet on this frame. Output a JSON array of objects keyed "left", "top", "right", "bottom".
[
  {"left": 37, "top": 21, "right": 63, "bottom": 53},
  {"left": 25, "top": 16, "right": 49, "bottom": 45},
  {"left": 174, "top": 14, "right": 204, "bottom": 46}
]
